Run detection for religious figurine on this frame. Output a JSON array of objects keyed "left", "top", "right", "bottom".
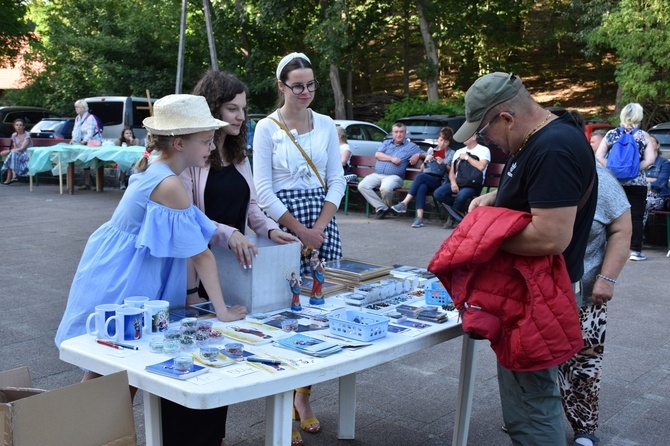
[
  {"left": 309, "top": 249, "right": 325, "bottom": 305},
  {"left": 288, "top": 271, "right": 302, "bottom": 311}
]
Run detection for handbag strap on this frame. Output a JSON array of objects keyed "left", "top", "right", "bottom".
[
  {"left": 268, "top": 116, "right": 327, "bottom": 191},
  {"left": 577, "top": 174, "right": 595, "bottom": 212}
]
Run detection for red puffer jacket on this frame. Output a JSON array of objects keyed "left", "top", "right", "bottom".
[{"left": 428, "top": 206, "right": 582, "bottom": 372}]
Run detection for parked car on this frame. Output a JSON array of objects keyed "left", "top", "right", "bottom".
[
  {"left": 0, "top": 106, "right": 61, "bottom": 137},
  {"left": 647, "top": 122, "right": 670, "bottom": 157},
  {"left": 334, "top": 120, "right": 388, "bottom": 156},
  {"left": 394, "top": 115, "right": 466, "bottom": 151},
  {"left": 247, "top": 113, "right": 267, "bottom": 151},
  {"left": 29, "top": 117, "right": 75, "bottom": 141},
  {"left": 84, "top": 96, "right": 156, "bottom": 141}
]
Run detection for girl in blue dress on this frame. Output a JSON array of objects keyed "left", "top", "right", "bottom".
[{"left": 55, "top": 94, "right": 247, "bottom": 381}]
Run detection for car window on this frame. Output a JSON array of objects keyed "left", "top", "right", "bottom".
[
  {"left": 363, "top": 125, "right": 387, "bottom": 142},
  {"left": 24, "top": 112, "right": 46, "bottom": 126},
  {"left": 5, "top": 112, "right": 22, "bottom": 124},
  {"left": 132, "top": 100, "right": 153, "bottom": 129},
  {"left": 89, "top": 102, "right": 124, "bottom": 127},
  {"left": 347, "top": 125, "right": 365, "bottom": 140}
]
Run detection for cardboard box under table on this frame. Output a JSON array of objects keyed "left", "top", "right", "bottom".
[
  {"left": 0, "top": 366, "right": 136, "bottom": 446},
  {"left": 211, "top": 235, "right": 301, "bottom": 313}
]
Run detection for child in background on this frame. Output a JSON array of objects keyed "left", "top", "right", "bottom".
[{"left": 55, "top": 94, "right": 247, "bottom": 382}]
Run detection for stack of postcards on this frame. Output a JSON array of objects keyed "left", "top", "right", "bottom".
[{"left": 323, "top": 258, "right": 393, "bottom": 286}]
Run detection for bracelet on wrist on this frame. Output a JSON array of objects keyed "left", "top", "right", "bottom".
[
  {"left": 596, "top": 274, "right": 617, "bottom": 284},
  {"left": 187, "top": 287, "right": 199, "bottom": 295}
]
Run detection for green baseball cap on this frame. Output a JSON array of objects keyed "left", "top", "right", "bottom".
[{"left": 453, "top": 72, "right": 523, "bottom": 142}]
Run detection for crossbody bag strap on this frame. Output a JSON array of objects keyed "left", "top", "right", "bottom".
[
  {"left": 577, "top": 174, "right": 595, "bottom": 212},
  {"left": 268, "top": 116, "right": 327, "bottom": 191}
]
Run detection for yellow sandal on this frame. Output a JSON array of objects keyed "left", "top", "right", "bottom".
[
  {"left": 292, "top": 429, "right": 303, "bottom": 446},
  {"left": 293, "top": 387, "right": 321, "bottom": 434}
]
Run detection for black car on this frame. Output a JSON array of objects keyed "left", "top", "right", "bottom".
[
  {"left": 648, "top": 122, "right": 670, "bottom": 157},
  {"left": 29, "top": 117, "right": 76, "bottom": 141},
  {"left": 0, "top": 106, "right": 61, "bottom": 137},
  {"left": 395, "top": 115, "right": 467, "bottom": 151}
]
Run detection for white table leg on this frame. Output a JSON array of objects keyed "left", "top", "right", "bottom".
[
  {"left": 143, "top": 392, "right": 163, "bottom": 446},
  {"left": 265, "top": 390, "right": 293, "bottom": 446},
  {"left": 338, "top": 373, "right": 357, "bottom": 439},
  {"left": 452, "top": 335, "right": 479, "bottom": 446},
  {"left": 57, "top": 156, "right": 63, "bottom": 195}
]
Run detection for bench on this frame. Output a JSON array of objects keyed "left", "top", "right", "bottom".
[
  {"left": 342, "top": 154, "right": 505, "bottom": 218},
  {"left": 649, "top": 210, "right": 670, "bottom": 257}
]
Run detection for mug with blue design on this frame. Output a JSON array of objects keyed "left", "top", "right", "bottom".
[
  {"left": 105, "top": 307, "right": 146, "bottom": 342},
  {"left": 86, "top": 303, "right": 125, "bottom": 339}
]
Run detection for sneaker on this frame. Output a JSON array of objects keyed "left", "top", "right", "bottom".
[
  {"left": 120, "top": 184, "right": 127, "bottom": 191},
  {"left": 392, "top": 202, "right": 407, "bottom": 214},
  {"left": 411, "top": 217, "right": 424, "bottom": 228},
  {"left": 375, "top": 208, "right": 389, "bottom": 220},
  {"left": 443, "top": 204, "right": 465, "bottom": 222},
  {"left": 629, "top": 251, "right": 647, "bottom": 261}
]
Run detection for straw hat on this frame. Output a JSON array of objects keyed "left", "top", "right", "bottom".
[{"left": 143, "top": 94, "right": 228, "bottom": 136}]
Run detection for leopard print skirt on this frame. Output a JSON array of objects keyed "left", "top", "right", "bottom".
[{"left": 558, "top": 304, "right": 608, "bottom": 436}]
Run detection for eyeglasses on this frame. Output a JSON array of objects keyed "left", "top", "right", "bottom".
[
  {"left": 193, "top": 137, "right": 215, "bottom": 147},
  {"left": 476, "top": 111, "right": 515, "bottom": 140},
  {"left": 281, "top": 80, "right": 319, "bottom": 95}
]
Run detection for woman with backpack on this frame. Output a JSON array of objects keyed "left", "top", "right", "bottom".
[{"left": 595, "top": 103, "right": 656, "bottom": 261}]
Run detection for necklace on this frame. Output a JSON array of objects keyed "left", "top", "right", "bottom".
[
  {"left": 512, "top": 111, "right": 553, "bottom": 157},
  {"left": 277, "top": 108, "right": 314, "bottom": 157}
]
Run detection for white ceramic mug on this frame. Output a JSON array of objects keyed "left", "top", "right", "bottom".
[
  {"left": 124, "top": 295, "right": 149, "bottom": 308},
  {"left": 105, "top": 307, "right": 146, "bottom": 342},
  {"left": 143, "top": 300, "right": 170, "bottom": 333},
  {"left": 86, "top": 304, "right": 125, "bottom": 339}
]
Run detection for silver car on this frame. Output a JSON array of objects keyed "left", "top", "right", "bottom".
[{"left": 334, "top": 120, "right": 389, "bottom": 156}]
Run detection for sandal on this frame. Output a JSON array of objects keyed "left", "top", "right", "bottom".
[
  {"left": 78, "top": 184, "right": 91, "bottom": 190},
  {"left": 293, "top": 387, "right": 321, "bottom": 434},
  {"left": 291, "top": 429, "right": 303, "bottom": 446}
]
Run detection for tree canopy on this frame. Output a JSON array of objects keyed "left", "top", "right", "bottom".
[{"left": 3, "top": 0, "right": 669, "bottom": 124}]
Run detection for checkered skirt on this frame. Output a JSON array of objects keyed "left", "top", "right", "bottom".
[{"left": 276, "top": 188, "right": 342, "bottom": 276}]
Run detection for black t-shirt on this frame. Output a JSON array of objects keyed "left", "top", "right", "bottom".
[
  {"left": 204, "top": 164, "right": 250, "bottom": 233},
  {"left": 494, "top": 112, "right": 597, "bottom": 282}
]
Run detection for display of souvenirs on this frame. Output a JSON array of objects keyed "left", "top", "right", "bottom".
[{"left": 324, "top": 258, "right": 393, "bottom": 284}]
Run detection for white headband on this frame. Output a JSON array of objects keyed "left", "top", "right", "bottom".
[{"left": 276, "top": 52, "right": 311, "bottom": 80}]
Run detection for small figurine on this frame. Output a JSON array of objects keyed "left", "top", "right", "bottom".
[
  {"left": 309, "top": 249, "right": 325, "bottom": 305},
  {"left": 288, "top": 271, "right": 302, "bottom": 311}
]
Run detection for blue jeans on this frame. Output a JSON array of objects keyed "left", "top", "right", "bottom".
[
  {"left": 407, "top": 173, "right": 442, "bottom": 210},
  {"left": 433, "top": 183, "right": 482, "bottom": 213}
]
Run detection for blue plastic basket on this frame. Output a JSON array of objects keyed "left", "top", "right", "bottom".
[
  {"left": 328, "top": 310, "right": 390, "bottom": 341},
  {"left": 425, "top": 282, "right": 452, "bottom": 306}
]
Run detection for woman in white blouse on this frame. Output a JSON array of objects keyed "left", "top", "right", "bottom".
[
  {"left": 253, "top": 52, "right": 346, "bottom": 446},
  {"left": 253, "top": 52, "right": 346, "bottom": 275}
]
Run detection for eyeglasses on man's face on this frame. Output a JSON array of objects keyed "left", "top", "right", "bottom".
[
  {"left": 282, "top": 80, "right": 319, "bottom": 95},
  {"left": 476, "top": 111, "right": 515, "bottom": 140}
]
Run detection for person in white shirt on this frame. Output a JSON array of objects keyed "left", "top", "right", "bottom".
[
  {"left": 252, "top": 52, "right": 346, "bottom": 446},
  {"left": 253, "top": 52, "right": 346, "bottom": 276},
  {"left": 433, "top": 134, "right": 490, "bottom": 222}
]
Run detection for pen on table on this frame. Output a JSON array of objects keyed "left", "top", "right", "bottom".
[
  {"left": 96, "top": 340, "right": 139, "bottom": 350},
  {"left": 97, "top": 340, "right": 123, "bottom": 350},
  {"left": 246, "top": 357, "right": 283, "bottom": 366}
]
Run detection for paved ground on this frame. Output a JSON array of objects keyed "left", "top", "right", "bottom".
[{"left": 1, "top": 180, "right": 669, "bottom": 445}]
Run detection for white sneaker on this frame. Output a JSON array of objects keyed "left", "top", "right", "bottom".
[
  {"left": 629, "top": 251, "right": 646, "bottom": 261},
  {"left": 120, "top": 184, "right": 126, "bottom": 191}
]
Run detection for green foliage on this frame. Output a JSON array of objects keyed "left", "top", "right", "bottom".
[
  {"left": 8, "top": 0, "right": 211, "bottom": 114},
  {"left": 0, "top": 0, "right": 30, "bottom": 67},
  {"left": 377, "top": 95, "right": 465, "bottom": 130},
  {"left": 587, "top": 0, "right": 670, "bottom": 112}
]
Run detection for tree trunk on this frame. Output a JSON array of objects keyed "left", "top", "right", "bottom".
[
  {"left": 330, "top": 64, "right": 346, "bottom": 119},
  {"left": 417, "top": 0, "right": 439, "bottom": 101}
]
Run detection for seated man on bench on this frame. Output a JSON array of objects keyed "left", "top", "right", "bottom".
[
  {"left": 358, "top": 122, "right": 424, "bottom": 219},
  {"left": 434, "top": 133, "right": 490, "bottom": 224}
]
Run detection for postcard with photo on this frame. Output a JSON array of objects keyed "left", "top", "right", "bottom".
[
  {"left": 214, "top": 322, "right": 281, "bottom": 345},
  {"left": 392, "top": 319, "right": 431, "bottom": 330}
]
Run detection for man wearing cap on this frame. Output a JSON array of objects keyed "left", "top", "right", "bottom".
[
  {"left": 455, "top": 73, "right": 597, "bottom": 445},
  {"left": 358, "top": 122, "right": 424, "bottom": 219}
]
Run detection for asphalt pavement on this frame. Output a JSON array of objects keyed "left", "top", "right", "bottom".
[{"left": 1, "top": 180, "right": 669, "bottom": 445}]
